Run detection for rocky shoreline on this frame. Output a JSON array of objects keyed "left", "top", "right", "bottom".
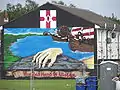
[{"left": 8, "top": 54, "right": 87, "bottom": 70}]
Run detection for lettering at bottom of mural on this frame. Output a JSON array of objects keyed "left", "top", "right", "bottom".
[
  {"left": 6, "top": 71, "right": 90, "bottom": 78},
  {"left": 4, "top": 26, "right": 95, "bottom": 78}
]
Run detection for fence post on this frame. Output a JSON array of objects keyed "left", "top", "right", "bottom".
[
  {"left": 30, "top": 63, "right": 34, "bottom": 90},
  {"left": 100, "top": 61, "right": 118, "bottom": 90}
]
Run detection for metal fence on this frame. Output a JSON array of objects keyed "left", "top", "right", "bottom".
[
  {"left": 0, "top": 61, "right": 119, "bottom": 90},
  {"left": 0, "top": 62, "right": 99, "bottom": 90}
]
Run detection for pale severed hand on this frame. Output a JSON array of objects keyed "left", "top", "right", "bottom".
[{"left": 32, "top": 48, "right": 63, "bottom": 68}]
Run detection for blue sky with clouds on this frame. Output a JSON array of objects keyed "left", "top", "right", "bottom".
[{"left": 0, "top": 0, "right": 120, "bottom": 19}]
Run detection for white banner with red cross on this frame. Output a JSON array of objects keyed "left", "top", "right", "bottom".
[
  {"left": 71, "top": 27, "right": 94, "bottom": 39},
  {"left": 40, "top": 10, "right": 56, "bottom": 28}
]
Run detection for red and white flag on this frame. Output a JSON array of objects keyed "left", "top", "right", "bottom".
[
  {"left": 71, "top": 27, "right": 94, "bottom": 39},
  {"left": 40, "top": 10, "right": 56, "bottom": 28}
]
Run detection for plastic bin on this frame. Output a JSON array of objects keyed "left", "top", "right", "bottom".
[
  {"left": 85, "top": 76, "right": 97, "bottom": 90},
  {"left": 75, "top": 76, "right": 86, "bottom": 90},
  {"left": 76, "top": 85, "right": 86, "bottom": 90},
  {"left": 87, "top": 85, "right": 97, "bottom": 90}
]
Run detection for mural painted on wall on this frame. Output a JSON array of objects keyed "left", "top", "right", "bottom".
[{"left": 4, "top": 26, "right": 94, "bottom": 78}]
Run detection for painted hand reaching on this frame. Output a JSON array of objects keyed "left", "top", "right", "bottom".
[{"left": 32, "top": 48, "right": 63, "bottom": 68}]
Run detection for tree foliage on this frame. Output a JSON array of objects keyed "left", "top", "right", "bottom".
[
  {"left": 51, "top": 0, "right": 76, "bottom": 7},
  {"left": 25, "top": 0, "right": 39, "bottom": 12},
  {"left": 5, "top": 0, "right": 39, "bottom": 21},
  {"left": 0, "top": 10, "right": 3, "bottom": 16},
  {"left": 57, "top": 1, "right": 65, "bottom": 5},
  {"left": 69, "top": 4, "right": 76, "bottom": 8},
  {"left": 108, "top": 17, "right": 120, "bottom": 25},
  {"left": 105, "top": 13, "right": 120, "bottom": 25},
  {"left": 51, "top": 1, "right": 57, "bottom": 4}
]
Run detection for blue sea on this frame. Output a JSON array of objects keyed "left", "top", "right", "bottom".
[{"left": 5, "top": 28, "right": 94, "bottom": 60}]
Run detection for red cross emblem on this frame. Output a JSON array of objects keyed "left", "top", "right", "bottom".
[{"left": 40, "top": 10, "right": 56, "bottom": 28}]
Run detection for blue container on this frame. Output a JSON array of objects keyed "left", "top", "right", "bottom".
[
  {"left": 76, "top": 85, "right": 86, "bottom": 90},
  {"left": 86, "top": 76, "right": 97, "bottom": 85},
  {"left": 85, "top": 76, "right": 97, "bottom": 90},
  {"left": 87, "top": 85, "right": 97, "bottom": 90}
]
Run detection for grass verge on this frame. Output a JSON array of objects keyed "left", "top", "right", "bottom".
[{"left": 0, "top": 79, "right": 76, "bottom": 90}]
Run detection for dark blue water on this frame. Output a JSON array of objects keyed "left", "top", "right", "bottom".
[{"left": 10, "top": 36, "right": 94, "bottom": 60}]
